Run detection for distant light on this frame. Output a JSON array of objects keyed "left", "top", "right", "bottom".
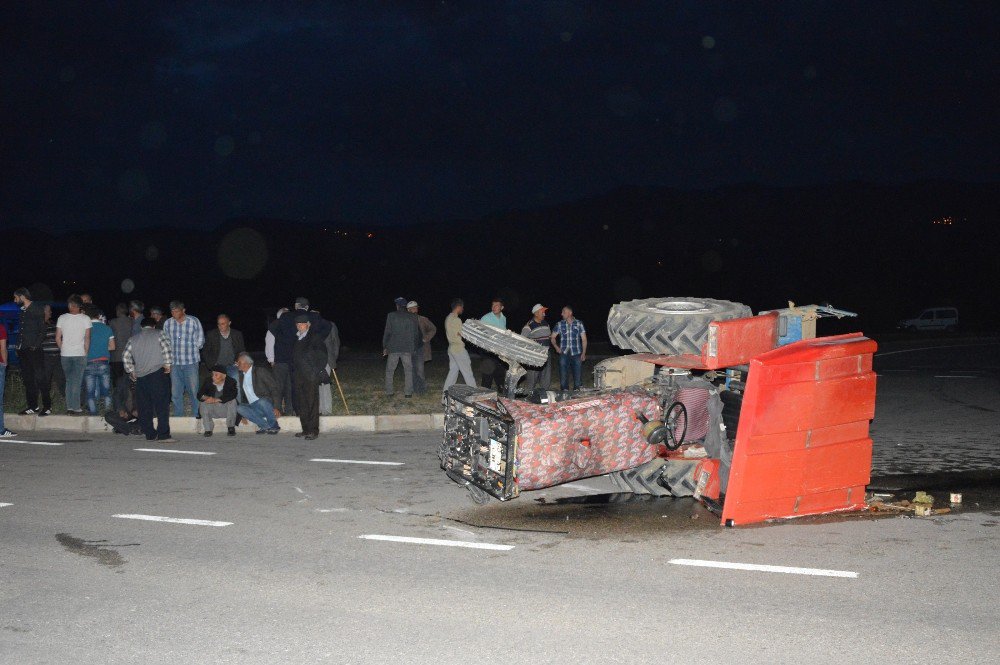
[
  {"left": 367, "top": 233, "right": 374, "bottom": 238},
  {"left": 602, "top": 224, "right": 609, "bottom": 231},
  {"left": 701, "top": 36, "right": 715, "bottom": 49}
]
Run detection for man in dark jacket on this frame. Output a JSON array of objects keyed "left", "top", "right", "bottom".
[
  {"left": 235, "top": 352, "right": 281, "bottom": 434},
  {"left": 383, "top": 297, "right": 422, "bottom": 397},
  {"left": 291, "top": 314, "right": 328, "bottom": 440},
  {"left": 13, "top": 287, "right": 46, "bottom": 415},
  {"left": 268, "top": 297, "right": 331, "bottom": 416},
  {"left": 197, "top": 364, "right": 238, "bottom": 437},
  {"left": 201, "top": 314, "right": 245, "bottom": 380}
]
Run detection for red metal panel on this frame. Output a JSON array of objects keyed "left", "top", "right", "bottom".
[
  {"left": 632, "top": 313, "right": 778, "bottom": 370},
  {"left": 721, "top": 333, "right": 877, "bottom": 525}
]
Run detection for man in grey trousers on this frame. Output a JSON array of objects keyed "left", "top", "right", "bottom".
[{"left": 382, "top": 297, "right": 422, "bottom": 398}]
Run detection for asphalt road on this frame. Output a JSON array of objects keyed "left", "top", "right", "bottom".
[{"left": 1, "top": 341, "right": 998, "bottom": 664}]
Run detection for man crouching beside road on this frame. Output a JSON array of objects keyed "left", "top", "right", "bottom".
[
  {"left": 197, "top": 364, "right": 238, "bottom": 437},
  {"left": 292, "top": 314, "right": 328, "bottom": 440},
  {"left": 122, "top": 318, "right": 175, "bottom": 443},
  {"left": 235, "top": 353, "right": 281, "bottom": 435}
]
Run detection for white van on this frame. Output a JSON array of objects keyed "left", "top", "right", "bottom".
[{"left": 898, "top": 307, "right": 959, "bottom": 332}]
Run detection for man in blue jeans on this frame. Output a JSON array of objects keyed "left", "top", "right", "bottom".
[
  {"left": 235, "top": 353, "right": 281, "bottom": 434},
  {"left": 0, "top": 322, "right": 16, "bottom": 437},
  {"left": 550, "top": 306, "right": 588, "bottom": 391},
  {"left": 162, "top": 300, "right": 205, "bottom": 417},
  {"left": 84, "top": 306, "right": 115, "bottom": 414}
]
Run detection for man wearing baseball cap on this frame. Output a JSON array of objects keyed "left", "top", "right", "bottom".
[
  {"left": 521, "top": 304, "right": 553, "bottom": 391},
  {"left": 407, "top": 301, "right": 437, "bottom": 394}
]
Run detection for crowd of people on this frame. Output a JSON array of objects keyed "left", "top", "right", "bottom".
[{"left": 0, "top": 287, "right": 587, "bottom": 441}]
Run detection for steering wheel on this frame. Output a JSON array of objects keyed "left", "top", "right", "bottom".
[{"left": 663, "top": 401, "right": 688, "bottom": 450}]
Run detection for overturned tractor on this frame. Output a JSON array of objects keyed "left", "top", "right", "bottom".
[{"left": 439, "top": 298, "right": 874, "bottom": 526}]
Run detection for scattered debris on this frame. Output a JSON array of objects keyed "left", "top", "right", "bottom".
[{"left": 866, "top": 490, "right": 953, "bottom": 517}]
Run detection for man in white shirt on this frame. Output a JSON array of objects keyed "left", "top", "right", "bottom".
[{"left": 56, "top": 294, "right": 92, "bottom": 414}]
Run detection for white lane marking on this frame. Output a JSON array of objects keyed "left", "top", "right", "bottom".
[
  {"left": 315, "top": 508, "right": 349, "bottom": 513},
  {"left": 0, "top": 503, "right": 12, "bottom": 508},
  {"left": 933, "top": 375, "right": 978, "bottom": 379},
  {"left": 113, "top": 514, "right": 232, "bottom": 527},
  {"left": 562, "top": 482, "right": 604, "bottom": 493},
  {"left": 133, "top": 448, "right": 216, "bottom": 455},
  {"left": 877, "top": 342, "right": 999, "bottom": 357},
  {"left": 359, "top": 534, "right": 514, "bottom": 551},
  {"left": 310, "top": 458, "right": 404, "bottom": 466},
  {"left": 2, "top": 439, "right": 64, "bottom": 446},
  {"left": 669, "top": 558, "right": 857, "bottom": 578}
]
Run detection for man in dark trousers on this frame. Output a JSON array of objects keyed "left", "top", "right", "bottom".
[
  {"left": 122, "top": 318, "right": 175, "bottom": 443},
  {"left": 13, "top": 287, "right": 46, "bottom": 415},
  {"left": 291, "top": 314, "right": 329, "bottom": 440},
  {"left": 201, "top": 313, "right": 245, "bottom": 381},
  {"left": 269, "top": 297, "right": 331, "bottom": 416}
]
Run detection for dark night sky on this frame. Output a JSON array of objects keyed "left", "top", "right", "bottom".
[{"left": 1, "top": 1, "right": 997, "bottom": 231}]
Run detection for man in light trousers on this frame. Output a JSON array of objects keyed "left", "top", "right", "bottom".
[{"left": 443, "top": 298, "right": 476, "bottom": 393}]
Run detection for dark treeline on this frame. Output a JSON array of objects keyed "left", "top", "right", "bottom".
[{"left": 4, "top": 180, "right": 996, "bottom": 351}]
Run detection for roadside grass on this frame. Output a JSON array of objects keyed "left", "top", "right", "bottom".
[{"left": 3, "top": 355, "right": 598, "bottom": 416}]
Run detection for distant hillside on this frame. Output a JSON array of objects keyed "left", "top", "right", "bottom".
[{"left": 4, "top": 181, "right": 997, "bottom": 348}]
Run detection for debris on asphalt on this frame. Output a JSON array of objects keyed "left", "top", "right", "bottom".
[
  {"left": 950, "top": 493, "right": 963, "bottom": 504},
  {"left": 866, "top": 490, "right": 954, "bottom": 517}
]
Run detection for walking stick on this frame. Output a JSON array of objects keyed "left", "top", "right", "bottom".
[{"left": 331, "top": 368, "right": 350, "bottom": 415}]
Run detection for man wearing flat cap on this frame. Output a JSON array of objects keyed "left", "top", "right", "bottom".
[
  {"left": 197, "top": 364, "right": 239, "bottom": 436},
  {"left": 268, "top": 297, "right": 331, "bottom": 416},
  {"left": 292, "top": 313, "right": 328, "bottom": 440},
  {"left": 383, "top": 297, "right": 422, "bottom": 397}
]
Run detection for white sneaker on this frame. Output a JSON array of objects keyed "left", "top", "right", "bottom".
[{"left": 0, "top": 429, "right": 16, "bottom": 438}]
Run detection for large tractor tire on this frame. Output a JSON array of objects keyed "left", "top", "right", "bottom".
[
  {"left": 460, "top": 319, "right": 549, "bottom": 367},
  {"left": 606, "top": 297, "right": 752, "bottom": 355}
]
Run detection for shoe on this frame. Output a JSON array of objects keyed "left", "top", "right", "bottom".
[
  {"left": 255, "top": 429, "right": 268, "bottom": 435},
  {"left": 267, "top": 427, "right": 280, "bottom": 435},
  {"left": 0, "top": 429, "right": 16, "bottom": 438},
  {"left": 38, "top": 409, "right": 51, "bottom": 417},
  {"left": 203, "top": 431, "right": 213, "bottom": 437},
  {"left": 304, "top": 433, "right": 318, "bottom": 441},
  {"left": 294, "top": 432, "right": 306, "bottom": 438},
  {"left": 157, "top": 437, "right": 176, "bottom": 443},
  {"left": 146, "top": 436, "right": 157, "bottom": 441},
  {"left": 227, "top": 427, "right": 236, "bottom": 436},
  {"left": 19, "top": 408, "right": 38, "bottom": 415}
]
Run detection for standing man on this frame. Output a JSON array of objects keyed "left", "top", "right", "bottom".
[
  {"left": 128, "top": 300, "right": 145, "bottom": 336},
  {"left": 521, "top": 304, "right": 553, "bottom": 391},
  {"left": 0, "top": 321, "right": 15, "bottom": 437},
  {"left": 235, "top": 353, "right": 281, "bottom": 435},
  {"left": 443, "top": 298, "right": 476, "bottom": 393},
  {"left": 291, "top": 314, "right": 328, "bottom": 440},
  {"left": 123, "top": 318, "right": 174, "bottom": 442},
  {"left": 84, "top": 306, "right": 115, "bottom": 415},
  {"left": 56, "top": 294, "right": 92, "bottom": 415},
  {"left": 149, "top": 306, "right": 167, "bottom": 330},
  {"left": 201, "top": 313, "right": 245, "bottom": 381},
  {"left": 383, "top": 297, "right": 421, "bottom": 398},
  {"left": 479, "top": 297, "right": 508, "bottom": 389},
  {"left": 407, "top": 301, "right": 436, "bottom": 395},
  {"left": 108, "top": 303, "right": 133, "bottom": 386},
  {"left": 197, "top": 365, "right": 238, "bottom": 437},
  {"left": 162, "top": 300, "right": 205, "bottom": 417},
  {"left": 551, "top": 306, "right": 588, "bottom": 391},
  {"left": 269, "top": 298, "right": 331, "bottom": 416},
  {"left": 13, "top": 287, "right": 46, "bottom": 415},
  {"left": 265, "top": 308, "right": 291, "bottom": 414}
]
